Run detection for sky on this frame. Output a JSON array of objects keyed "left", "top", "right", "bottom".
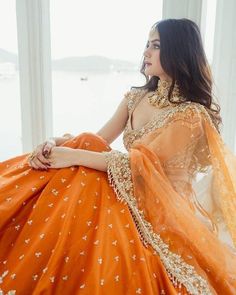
[
  {"left": 0, "top": 0, "right": 216, "bottom": 63},
  {"left": 0, "top": 1, "right": 18, "bottom": 54},
  {"left": 49, "top": 0, "right": 163, "bottom": 62},
  {"left": 0, "top": 0, "right": 162, "bottom": 63}
]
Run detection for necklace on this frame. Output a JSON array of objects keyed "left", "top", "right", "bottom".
[{"left": 148, "top": 80, "right": 186, "bottom": 108}]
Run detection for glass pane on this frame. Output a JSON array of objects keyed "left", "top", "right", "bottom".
[
  {"left": 50, "top": 0, "right": 163, "bottom": 151},
  {"left": 0, "top": 1, "right": 22, "bottom": 161},
  {"left": 203, "top": 0, "right": 217, "bottom": 64}
]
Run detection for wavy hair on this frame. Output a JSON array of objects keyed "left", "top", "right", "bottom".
[{"left": 133, "top": 18, "right": 221, "bottom": 131}]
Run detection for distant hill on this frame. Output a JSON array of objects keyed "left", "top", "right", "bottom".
[
  {"left": 0, "top": 49, "right": 138, "bottom": 72},
  {"left": 52, "top": 55, "right": 138, "bottom": 72}
]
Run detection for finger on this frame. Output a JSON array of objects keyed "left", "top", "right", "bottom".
[
  {"left": 42, "top": 149, "right": 50, "bottom": 159},
  {"left": 42, "top": 143, "right": 54, "bottom": 158},
  {"left": 29, "top": 160, "right": 40, "bottom": 170},
  {"left": 42, "top": 141, "right": 55, "bottom": 153},
  {"left": 37, "top": 152, "right": 52, "bottom": 165},
  {"left": 48, "top": 163, "right": 56, "bottom": 169},
  {"left": 28, "top": 159, "right": 33, "bottom": 168},
  {"left": 32, "top": 157, "right": 49, "bottom": 170},
  {"left": 38, "top": 143, "right": 52, "bottom": 157},
  {"left": 35, "top": 157, "right": 49, "bottom": 170},
  {"left": 27, "top": 155, "right": 37, "bottom": 167},
  {"left": 34, "top": 144, "right": 44, "bottom": 155}
]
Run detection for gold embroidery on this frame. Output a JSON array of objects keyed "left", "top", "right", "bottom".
[
  {"left": 102, "top": 150, "right": 133, "bottom": 204},
  {"left": 124, "top": 89, "right": 146, "bottom": 112},
  {"left": 123, "top": 101, "right": 215, "bottom": 152},
  {"left": 103, "top": 150, "right": 212, "bottom": 295}
]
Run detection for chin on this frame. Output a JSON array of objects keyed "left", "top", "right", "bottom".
[
  {"left": 144, "top": 67, "right": 160, "bottom": 77},
  {"left": 144, "top": 69, "right": 155, "bottom": 76}
]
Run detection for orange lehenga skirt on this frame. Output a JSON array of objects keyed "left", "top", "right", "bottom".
[{"left": 0, "top": 132, "right": 188, "bottom": 294}]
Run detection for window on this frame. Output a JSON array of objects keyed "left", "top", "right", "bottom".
[
  {"left": 202, "top": 0, "right": 217, "bottom": 64},
  {"left": 0, "top": 1, "right": 22, "bottom": 161},
  {"left": 50, "top": 0, "right": 163, "bottom": 151}
]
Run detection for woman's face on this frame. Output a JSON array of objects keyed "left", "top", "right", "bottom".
[{"left": 143, "top": 29, "right": 171, "bottom": 81}]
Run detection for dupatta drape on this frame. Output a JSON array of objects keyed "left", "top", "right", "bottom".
[{"left": 103, "top": 102, "right": 236, "bottom": 295}]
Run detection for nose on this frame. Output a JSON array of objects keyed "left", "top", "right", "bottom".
[{"left": 143, "top": 47, "right": 151, "bottom": 58}]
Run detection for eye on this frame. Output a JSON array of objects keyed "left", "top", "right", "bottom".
[
  {"left": 153, "top": 44, "right": 160, "bottom": 49},
  {"left": 145, "top": 42, "right": 160, "bottom": 49}
]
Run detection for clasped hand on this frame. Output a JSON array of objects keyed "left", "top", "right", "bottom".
[{"left": 28, "top": 140, "right": 77, "bottom": 170}]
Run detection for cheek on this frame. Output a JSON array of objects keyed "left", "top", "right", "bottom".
[
  {"left": 154, "top": 51, "right": 165, "bottom": 74},
  {"left": 144, "top": 50, "right": 164, "bottom": 75},
  {"left": 153, "top": 51, "right": 161, "bottom": 66}
]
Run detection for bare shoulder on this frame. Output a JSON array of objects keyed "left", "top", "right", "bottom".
[{"left": 96, "top": 89, "right": 140, "bottom": 144}]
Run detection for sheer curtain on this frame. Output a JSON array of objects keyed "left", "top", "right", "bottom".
[{"left": 0, "top": 1, "right": 22, "bottom": 161}]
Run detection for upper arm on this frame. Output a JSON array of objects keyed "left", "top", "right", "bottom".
[{"left": 96, "top": 93, "right": 129, "bottom": 144}]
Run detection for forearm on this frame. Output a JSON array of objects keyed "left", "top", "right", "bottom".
[{"left": 73, "top": 149, "right": 108, "bottom": 172}]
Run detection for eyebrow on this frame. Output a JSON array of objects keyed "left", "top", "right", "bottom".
[
  {"left": 147, "top": 39, "right": 160, "bottom": 43},
  {"left": 148, "top": 39, "right": 160, "bottom": 43}
]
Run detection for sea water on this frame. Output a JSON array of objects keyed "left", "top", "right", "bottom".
[{"left": 0, "top": 70, "right": 144, "bottom": 161}]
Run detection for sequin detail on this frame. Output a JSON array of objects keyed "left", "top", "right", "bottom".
[
  {"left": 103, "top": 150, "right": 212, "bottom": 295},
  {"left": 123, "top": 94, "right": 216, "bottom": 151},
  {"left": 124, "top": 89, "right": 147, "bottom": 112}
]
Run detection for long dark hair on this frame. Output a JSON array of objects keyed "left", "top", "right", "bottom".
[{"left": 133, "top": 18, "right": 221, "bottom": 130}]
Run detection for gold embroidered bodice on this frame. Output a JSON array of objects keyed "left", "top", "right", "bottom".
[
  {"left": 122, "top": 88, "right": 211, "bottom": 198},
  {"left": 123, "top": 88, "right": 148, "bottom": 151}
]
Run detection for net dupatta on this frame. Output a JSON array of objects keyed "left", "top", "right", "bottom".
[
  {"left": 103, "top": 103, "right": 236, "bottom": 295},
  {"left": 204, "top": 119, "right": 236, "bottom": 248}
]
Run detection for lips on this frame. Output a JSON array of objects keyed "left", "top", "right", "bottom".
[{"left": 145, "top": 61, "right": 152, "bottom": 66}]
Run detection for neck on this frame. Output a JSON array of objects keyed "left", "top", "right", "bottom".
[
  {"left": 148, "top": 79, "right": 186, "bottom": 108},
  {"left": 157, "top": 79, "right": 173, "bottom": 94},
  {"left": 158, "top": 75, "right": 172, "bottom": 82}
]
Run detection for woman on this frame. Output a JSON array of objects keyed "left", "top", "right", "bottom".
[{"left": 0, "top": 18, "right": 236, "bottom": 295}]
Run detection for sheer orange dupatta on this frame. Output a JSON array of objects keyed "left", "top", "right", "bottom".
[{"left": 104, "top": 103, "right": 236, "bottom": 295}]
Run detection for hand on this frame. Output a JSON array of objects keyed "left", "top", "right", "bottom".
[
  {"left": 41, "top": 138, "right": 57, "bottom": 158},
  {"left": 28, "top": 139, "right": 56, "bottom": 170},
  {"left": 48, "top": 146, "right": 77, "bottom": 169}
]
